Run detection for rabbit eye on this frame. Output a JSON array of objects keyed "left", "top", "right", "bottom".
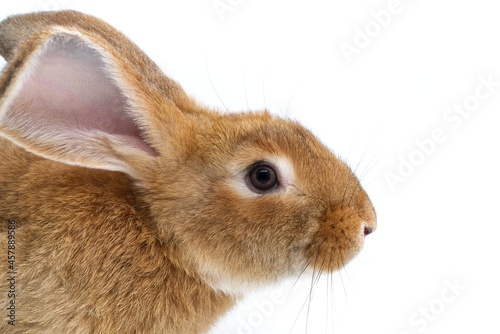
[{"left": 247, "top": 163, "right": 279, "bottom": 192}]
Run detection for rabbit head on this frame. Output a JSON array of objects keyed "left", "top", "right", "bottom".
[{"left": 143, "top": 111, "right": 377, "bottom": 293}]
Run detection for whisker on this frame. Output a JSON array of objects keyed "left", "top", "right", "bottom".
[
  {"left": 262, "top": 63, "right": 268, "bottom": 111},
  {"left": 327, "top": 244, "right": 336, "bottom": 332},
  {"left": 343, "top": 130, "right": 359, "bottom": 165},
  {"left": 326, "top": 271, "right": 331, "bottom": 333},
  {"left": 284, "top": 258, "right": 312, "bottom": 306},
  {"left": 347, "top": 180, "right": 362, "bottom": 207},
  {"left": 204, "top": 52, "right": 229, "bottom": 113},
  {"left": 340, "top": 175, "right": 352, "bottom": 207},
  {"left": 289, "top": 236, "right": 330, "bottom": 334},
  {"left": 283, "top": 79, "right": 303, "bottom": 119},
  {"left": 336, "top": 252, "right": 349, "bottom": 302},
  {"left": 357, "top": 143, "right": 383, "bottom": 182},
  {"left": 305, "top": 238, "right": 327, "bottom": 333},
  {"left": 352, "top": 130, "right": 378, "bottom": 176},
  {"left": 329, "top": 270, "right": 337, "bottom": 333},
  {"left": 240, "top": 62, "right": 250, "bottom": 111}
]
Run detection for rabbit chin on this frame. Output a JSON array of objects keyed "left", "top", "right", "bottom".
[{"left": 193, "top": 258, "right": 309, "bottom": 296}]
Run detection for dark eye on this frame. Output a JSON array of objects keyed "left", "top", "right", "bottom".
[{"left": 248, "top": 164, "right": 279, "bottom": 192}]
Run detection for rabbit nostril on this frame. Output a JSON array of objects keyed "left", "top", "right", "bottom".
[{"left": 364, "top": 226, "right": 373, "bottom": 236}]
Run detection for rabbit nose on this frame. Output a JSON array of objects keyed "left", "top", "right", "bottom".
[{"left": 364, "top": 226, "right": 374, "bottom": 236}]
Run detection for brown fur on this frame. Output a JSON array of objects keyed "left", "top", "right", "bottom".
[{"left": 0, "top": 11, "right": 376, "bottom": 333}]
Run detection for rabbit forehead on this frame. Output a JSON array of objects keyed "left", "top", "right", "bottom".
[{"left": 208, "top": 114, "right": 335, "bottom": 165}]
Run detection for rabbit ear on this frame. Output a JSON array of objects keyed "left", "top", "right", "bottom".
[{"left": 0, "top": 12, "right": 187, "bottom": 178}]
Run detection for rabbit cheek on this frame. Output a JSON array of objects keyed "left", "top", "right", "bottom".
[
  {"left": 307, "top": 206, "right": 366, "bottom": 272},
  {"left": 185, "top": 188, "right": 314, "bottom": 293}
]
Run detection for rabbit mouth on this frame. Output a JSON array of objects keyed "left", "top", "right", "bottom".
[{"left": 305, "top": 206, "right": 372, "bottom": 273}]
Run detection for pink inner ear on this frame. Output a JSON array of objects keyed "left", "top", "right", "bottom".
[{"left": 17, "top": 35, "right": 156, "bottom": 156}]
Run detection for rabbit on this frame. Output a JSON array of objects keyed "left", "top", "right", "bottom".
[{"left": 0, "top": 10, "right": 376, "bottom": 334}]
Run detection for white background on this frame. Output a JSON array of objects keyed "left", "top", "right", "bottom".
[{"left": 2, "top": 1, "right": 499, "bottom": 333}]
